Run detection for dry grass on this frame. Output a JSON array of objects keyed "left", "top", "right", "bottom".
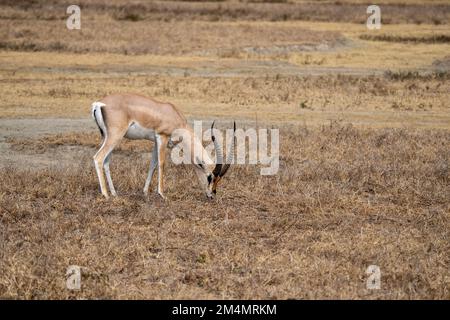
[
  {"left": 0, "top": 19, "right": 343, "bottom": 55},
  {"left": 1, "top": 0, "right": 449, "bottom": 300},
  {"left": 1, "top": 124, "right": 449, "bottom": 299},
  {"left": 288, "top": 40, "right": 450, "bottom": 70},
  {"left": 1, "top": 66, "right": 449, "bottom": 128},
  {"left": 360, "top": 34, "right": 450, "bottom": 44},
  {"left": 1, "top": 0, "right": 448, "bottom": 24},
  {"left": 1, "top": 1, "right": 449, "bottom": 56}
]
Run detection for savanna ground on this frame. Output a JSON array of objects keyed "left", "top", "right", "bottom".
[{"left": 0, "top": 0, "right": 449, "bottom": 299}]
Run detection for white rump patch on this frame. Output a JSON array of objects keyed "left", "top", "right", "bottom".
[{"left": 91, "top": 101, "right": 106, "bottom": 119}]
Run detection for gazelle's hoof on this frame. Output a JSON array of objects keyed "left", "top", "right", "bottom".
[{"left": 157, "top": 192, "right": 167, "bottom": 200}]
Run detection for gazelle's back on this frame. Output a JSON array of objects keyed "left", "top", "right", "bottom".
[{"left": 99, "top": 93, "right": 187, "bottom": 135}]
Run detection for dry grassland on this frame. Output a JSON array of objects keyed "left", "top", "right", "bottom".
[
  {"left": 1, "top": 124, "right": 449, "bottom": 299},
  {"left": 0, "top": 0, "right": 449, "bottom": 299},
  {"left": 1, "top": 65, "right": 449, "bottom": 128}
]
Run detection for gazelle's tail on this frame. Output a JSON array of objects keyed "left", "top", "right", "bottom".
[{"left": 91, "top": 101, "right": 106, "bottom": 137}]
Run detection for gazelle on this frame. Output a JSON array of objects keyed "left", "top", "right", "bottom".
[{"left": 91, "top": 93, "right": 236, "bottom": 199}]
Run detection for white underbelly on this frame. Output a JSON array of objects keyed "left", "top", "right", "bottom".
[{"left": 125, "top": 122, "right": 156, "bottom": 140}]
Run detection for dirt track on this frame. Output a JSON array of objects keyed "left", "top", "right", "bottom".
[
  {"left": 0, "top": 118, "right": 94, "bottom": 169},
  {"left": 2, "top": 59, "right": 388, "bottom": 78}
]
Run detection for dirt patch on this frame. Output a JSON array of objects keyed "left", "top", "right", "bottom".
[
  {"left": 8, "top": 59, "right": 383, "bottom": 78},
  {"left": 433, "top": 56, "right": 450, "bottom": 70},
  {"left": 0, "top": 118, "right": 94, "bottom": 169}
]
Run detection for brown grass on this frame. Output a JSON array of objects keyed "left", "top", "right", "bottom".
[
  {"left": 1, "top": 124, "right": 449, "bottom": 299},
  {"left": 2, "top": 2, "right": 450, "bottom": 59},
  {"left": 0, "top": 18, "right": 343, "bottom": 56},
  {"left": 1, "top": 0, "right": 448, "bottom": 24},
  {"left": 1, "top": 67, "right": 449, "bottom": 126},
  {"left": 360, "top": 34, "right": 450, "bottom": 44}
]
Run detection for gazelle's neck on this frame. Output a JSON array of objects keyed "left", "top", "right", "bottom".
[
  {"left": 177, "top": 125, "right": 215, "bottom": 192},
  {"left": 181, "top": 124, "right": 214, "bottom": 171}
]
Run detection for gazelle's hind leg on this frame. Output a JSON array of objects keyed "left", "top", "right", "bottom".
[
  {"left": 143, "top": 146, "right": 158, "bottom": 195},
  {"left": 155, "top": 134, "right": 168, "bottom": 199},
  {"left": 104, "top": 153, "right": 116, "bottom": 196},
  {"left": 93, "top": 130, "right": 125, "bottom": 198}
]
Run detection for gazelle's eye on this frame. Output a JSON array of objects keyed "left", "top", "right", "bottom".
[{"left": 207, "top": 174, "right": 213, "bottom": 185}]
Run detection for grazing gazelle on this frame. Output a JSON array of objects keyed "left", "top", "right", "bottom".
[{"left": 91, "top": 93, "right": 236, "bottom": 199}]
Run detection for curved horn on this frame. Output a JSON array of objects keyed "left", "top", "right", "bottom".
[
  {"left": 211, "top": 121, "right": 222, "bottom": 177},
  {"left": 219, "top": 121, "right": 236, "bottom": 177}
]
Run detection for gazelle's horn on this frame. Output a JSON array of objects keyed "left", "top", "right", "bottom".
[
  {"left": 219, "top": 121, "right": 236, "bottom": 177},
  {"left": 211, "top": 121, "right": 223, "bottom": 177}
]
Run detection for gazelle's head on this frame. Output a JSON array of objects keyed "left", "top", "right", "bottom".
[{"left": 194, "top": 121, "right": 236, "bottom": 199}]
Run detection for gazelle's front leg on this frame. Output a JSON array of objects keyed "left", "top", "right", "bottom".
[
  {"left": 155, "top": 134, "right": 168, "bottom": 199},
  {"left": 143, "top": 146, "right": 158, "bottom": 195}
]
